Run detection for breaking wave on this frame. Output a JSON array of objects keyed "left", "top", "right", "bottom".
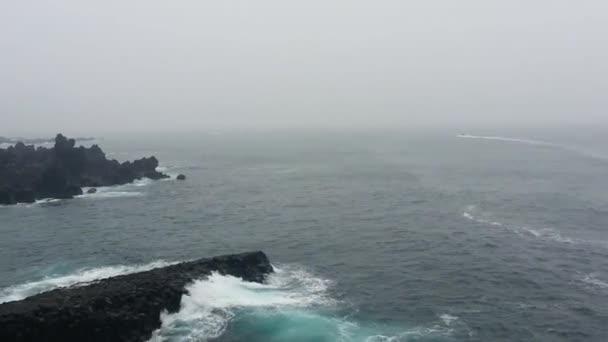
[
  {"left": 79, "top": 191, "right": 144, "bottom": 199},
  {"left": 1, "top": 178, "right": 157, "bottom": 208},
  {"left": 156, "top": 165, "right": 182, "bottom": 180},
  {"left": 0, "top": 260, "right": 177, "bottom": 303},
  {"left": 149, "top": 265, "right": 335, "bottom": 341},
  {"left": 2, "top": 262, "right": 462, "bottom": 341},
  {"left": 78, "top": 178, "right": 155, "bottom": 199},
  {"left": 149, "top": 265, "right": 456, "bottom": 342}
]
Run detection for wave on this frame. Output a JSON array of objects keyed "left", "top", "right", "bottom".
[
  {"left": 1, "top": 261, "right": 459, "bottom": 340},
  {"left": 149, "top": 265, "right": 456, "bottom": 342},
  {"left": 78, "top": 191, "right": 144, "bottom": 199},
  {"left": 0, "top": 260, "right": 177, "bottom": 304},
  {"left": 78, "top": 177, "right": 155, "bottom": 200},
  {"left": 149, "top": 265, "right": 334, "bottom": 341},
  {"left": 439, "top": 314, "right": 459, "bottom": 326},
  {"left": 462, "top": 205, "right": 607, "bottom": 247},
  {"left": 1, "top": 178, "right": 154, "bottom": 208},
  {"left": 155, "top": 165, "right": 182, "bottom": 180}
]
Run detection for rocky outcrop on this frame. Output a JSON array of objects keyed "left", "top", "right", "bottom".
[
  {"left": 0, "top": 136, "right": 95, "bottom": 145},
  {"left": 0, "top": 251, "right": 273, "bottom": 342},
  {"left": 176, "top": 174, "right": 186, "bottom": 180},
  {"left": 0, "top": 134, "right": 169, "bottom": 204}
]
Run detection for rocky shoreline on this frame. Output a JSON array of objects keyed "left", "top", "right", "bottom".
[
  {"left": 0, "top": 251, "right": 273, "bottom": 342},
  {"left": 0, "top": 134, "right": 169, "bottom": 205}
]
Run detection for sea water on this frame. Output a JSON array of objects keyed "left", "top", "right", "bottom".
[{"left": 1, "top": 128, "right": 607, "bottom": 341}]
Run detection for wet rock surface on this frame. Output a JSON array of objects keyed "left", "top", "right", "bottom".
[
  {"left": 0, "top": 251, "right": 273, "bottom": 342},
  {"left": 0, "top": 134, "right": 169, "bottom": 205}
]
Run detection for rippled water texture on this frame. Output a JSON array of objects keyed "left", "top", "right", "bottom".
[{"left": 2, "top": 128, "right": 608, "bottom": 341}]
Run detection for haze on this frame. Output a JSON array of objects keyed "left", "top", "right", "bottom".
[{"left": 1, "top": 1, "right": 607, "bottom": 135}]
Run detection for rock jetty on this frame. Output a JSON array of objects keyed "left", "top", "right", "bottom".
[{"left": 0, "top": 251, "right": 273, "bottom": 342}]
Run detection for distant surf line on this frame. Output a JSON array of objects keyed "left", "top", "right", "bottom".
[{"left": 457, "top": 134, "right": 608, "bottom": 162}]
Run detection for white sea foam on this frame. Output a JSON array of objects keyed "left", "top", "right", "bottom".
[
  {"left": 0, "top": 260, "right": 177, "bottom": 303},
  {"left": 132, "top": 178, "right": 153, "bottom": 187},
  {"left": 35, "top": 198, "right": 62, "bottom": 204},
  {"left": 440, "top": 314, "right": 459, "bottom": 326},
  {"left": 79, "top": 191, "right": 144, "bottom": 199},
  {"left": 517, "top": 227, "right": 575, "bottom": 244},
  {"left": 149, "top": 265, "right": 456, "bottom": 341},
  {"left": 0, "top": 198, "right": 62, "bottom": 209},
  {"left": 462, "top": 206, "right": 502, "bottom": 227},
  {"left": 78, "top": 177, "right": 156, "bottom": 200},
  {"left": 581, "top": 274, "right": 608, "bottom": 290},
  {"left": 2, "top": 177, "right": 154, "bottom": 208},
  {"left": 149, "top": 265, "right": 334, "bottom": 341},
  {"left": 462, "top": 205, "right": 605, "bottom": 247},
  {"left": 155, "top": 165, "right": 181, "bottom": 180}
]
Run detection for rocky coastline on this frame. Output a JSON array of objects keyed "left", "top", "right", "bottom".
[
  {"left": 0, "top": 251, "right": 273, "bottom": 342},
  {"left": 0, "top": 134, "right": 169, "bottom": 205}
]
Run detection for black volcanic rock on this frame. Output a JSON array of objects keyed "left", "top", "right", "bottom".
[
  {"left": 0, "top": 134, "right": 170, "bottom": 204},
  {"left": 14, "top": 189, "right": 36, "bottom": 203},
  {"left": 87, "top": 187, "right": 97, "bottom": 194},
  {"left": 0, "top": 251, "right": 273, "bottom": 342},
  {"left": 176, "top": 174, "right": 186, "bottom": 180}
]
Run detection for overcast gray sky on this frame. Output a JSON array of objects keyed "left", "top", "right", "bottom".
[{"left": 1, "top": 1, "right": 607, "bottom": 134}]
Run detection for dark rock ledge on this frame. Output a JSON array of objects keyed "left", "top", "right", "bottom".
[
  {"left": 0, "top": 134, "right": 169, "bottom": 205},
  {"left": 0, "top": 251, "right": 273, "bottom": 342}
]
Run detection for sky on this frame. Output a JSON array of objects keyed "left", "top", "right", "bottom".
[{"left": 1, "top": 1, "right": 607, "bottom": 135}]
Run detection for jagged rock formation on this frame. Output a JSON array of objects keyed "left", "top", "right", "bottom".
[
  {"left": 0, "top": 251, "right": 273, "bottom": 342},
  {"left": 0, "top": 134, "right": 169, "bottom": 204}
]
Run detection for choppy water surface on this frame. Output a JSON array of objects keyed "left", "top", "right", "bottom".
[{"left": 1, "top": 128, "right": 608, "bottom": 341}]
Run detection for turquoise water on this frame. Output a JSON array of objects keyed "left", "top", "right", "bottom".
[{"left": 1, "top": 128, "right": 608, "bottom": 341}]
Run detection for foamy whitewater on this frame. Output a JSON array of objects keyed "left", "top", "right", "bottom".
[
  {"left": 0, "top": 260, "right": 177, "bottom": 303},
  {"left": 149, "top": 266, "right": 346, "bottom": 341},
  {"left": 2, "top": 130, "right": 608, "bottom": 341}
]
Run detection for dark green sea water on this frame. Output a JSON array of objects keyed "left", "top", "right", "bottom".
[{"left": 1, "top": 128, "right": 608, "bottom": 341}]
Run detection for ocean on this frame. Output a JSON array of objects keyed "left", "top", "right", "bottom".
[{"left": 1, "top": 127, "right": 607, "bottom": 341}]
